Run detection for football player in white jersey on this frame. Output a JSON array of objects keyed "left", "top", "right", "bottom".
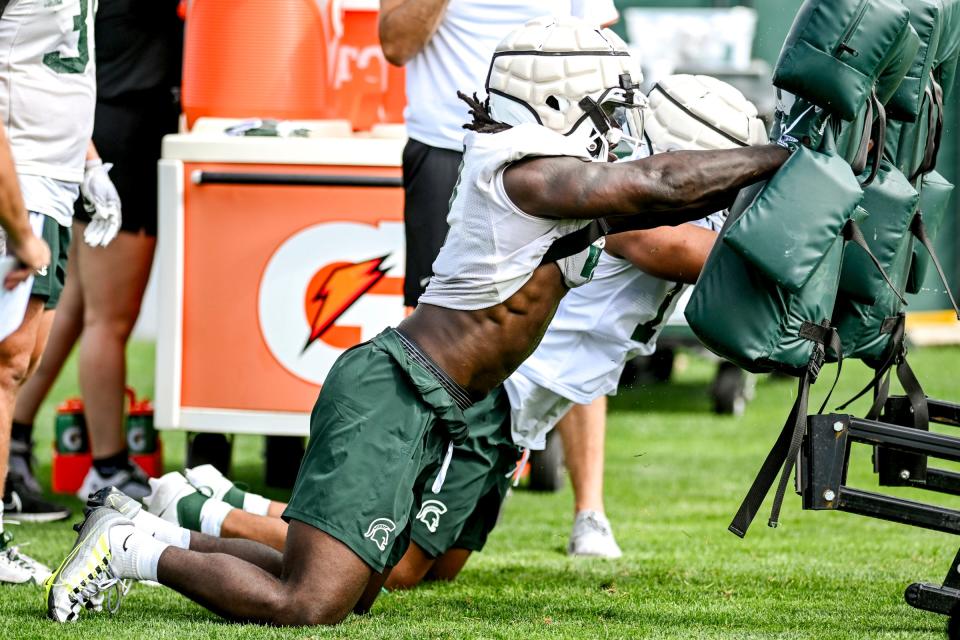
[
  {"left": 48, "top": 18, "right": 787, "bottom": 625},
  {"left": 0, "top": 0, "right": 103, "bottom": 584},
  {"left": 79, "top": 76, "right": 769, "bottom": 589}
]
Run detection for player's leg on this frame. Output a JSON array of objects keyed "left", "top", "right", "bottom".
[
  {"left": 48, "top": 505, "right": 373, "bottom": 625},
  {"left": 5, "top": 276, "right": 79, "bottom": 521},
  {"left": 425, "top": 548, "right": 472, "bottom": 581},
  {"left": 49, "top": 330, "right": 446, "bottom": 623},
  {"left": 88, "top": 484, "right": 281, "bottom": 574},
  {"left": 160, "top": 519, "right": 372, "bottom": 625},
  {"left": 74, "top": 228, "right": 156, "bottom": 498},
  {"left": 387, "top": 542, "right": 437, "bottom": 588},
  {"left": 10, "top": 241, "right": 81, "bottom": 418},
  {"left": 555, "top": 396, "right": 622, "bottom": 558},
  {"left": 0, "top": 297, "right": 53, "bottom": 583},
  {"left": 146, "top": 470, "right": 289, "bottom": 550},
  {"left": 184, "top": 464, "right": 285, "bottom": 517},
  {"left": 386, "top": 387, "right": 517, "bottom": 590},
  {"left": 0, "top": 299, "right": 46, "bottom": 499},
  {"left": 557, "top": 396, "right": 607, "bottom": 514}
]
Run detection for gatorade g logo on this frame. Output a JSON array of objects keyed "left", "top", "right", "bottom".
[
  {"left": 364, "top": 518, "right": 396, "bottom": 552},
  {"left": 415, "top": 500, "right": 448, "bottom": 534},
  {"left": 258, "top": 222, "right": 405, "bottom": 385},
  {"left": 60, "top": 425, "right": 85, "bottom": 452}
]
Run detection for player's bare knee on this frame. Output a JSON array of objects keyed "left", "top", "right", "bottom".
[
  {"left": 84, "top": 312, "right": 137, "bottom": 343},
  {"left": 0, "top": 345, "right": 32, "bottom": 393},
  {"left": 384, "top": 564, "right": 424, "bottom": 590},
  {"left": 274, "top": 586, "right": 350, "bottom": 627}
]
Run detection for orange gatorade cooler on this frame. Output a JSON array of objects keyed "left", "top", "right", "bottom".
[
  {"left": 181, "top": 0, "right": 332, "bottom": 128},
  {"left": 51, "top": 391, "right": 163, "bottom": 495}
]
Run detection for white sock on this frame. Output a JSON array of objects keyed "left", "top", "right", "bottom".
[
  {"left": 109, "top": 524, "right": 169, "bottom": 582},
  {"left": 242, "top": 493, "right": 271, "bottom": 517},
  {"left": 199, "top": 499, "right": 233, "bottom": 537},
  {"left": 131, "top": 509, "right": 191, "bottom": 549}
]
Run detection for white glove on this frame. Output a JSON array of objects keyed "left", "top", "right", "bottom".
[{"left": 81, "top": 159, "right": 122, "bottom": 247}]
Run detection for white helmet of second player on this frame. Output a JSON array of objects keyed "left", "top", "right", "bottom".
[
  {"left": 645, "top": 74, "right": 768, "bottom": 152},
  {"left": 485, "top": 16, "right": 646, "bottom": 160}
]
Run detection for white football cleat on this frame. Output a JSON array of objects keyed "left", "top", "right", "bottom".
[
  {"left": 184, "top": 464, "right": 237, "bottom": 502},
  {"left": 45, "top": 508, "right": 131, "bottom": 622},
  {"left": 143, "top": 471, "right": 198, "bottom": 526},
  {"left": 0, "top": 530, "right": 51, "bottom": 584},
  {"left": 567, "top": 510, "right": 623, "bottom": 559},
  {"left": 76, "top": 464, "right": 151, "bottom": 501}
]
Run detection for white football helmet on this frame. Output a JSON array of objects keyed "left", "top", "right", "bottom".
[
  {"left": 645, "top": 74, "right": 768, "bottom": 152},
  {"left": 485, "top": 16, "right": 646, "bottom": 160}
]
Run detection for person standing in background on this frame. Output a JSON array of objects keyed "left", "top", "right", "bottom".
[
  {"left": 6, "top": 0, "right": 184, "bottom": 517},
  {"left": 0, "top": 0, "right": 99, "bottom": 583},
  {"left": 379, "top": 0, "right": 624, "bottom": 559}
]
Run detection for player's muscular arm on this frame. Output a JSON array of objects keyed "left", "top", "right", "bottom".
[
  {"left": 379, "top": 0, "right": 450, "bottom": 66},
  {"left": 503, "top": 145, "right": 789, "bottom": 227},
  {"left": 605, "top": 225, "right": 717, "bottom": 285}
]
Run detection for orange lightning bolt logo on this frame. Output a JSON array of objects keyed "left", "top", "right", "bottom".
[{"left": 302, "top": 255, "right": 391, "bottom": 354}]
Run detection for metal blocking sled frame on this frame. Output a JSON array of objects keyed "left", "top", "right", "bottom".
[{"left": 800, "top": 396, "right": 960, "bottom": 617}]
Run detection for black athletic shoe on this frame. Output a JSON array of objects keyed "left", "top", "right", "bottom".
[
  {"left": 4, "top": 440, "right": 71, "bottom": 522},
  {"left": 3, "top": 471, "right": 72, "bottom": 523}
]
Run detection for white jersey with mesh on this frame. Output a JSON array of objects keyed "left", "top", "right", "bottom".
[
  {"left": 418, "top": 123, "right": 599, "bottom": 311},
  {"left": 504, "top": 211, "right": 725, "bottom": 450},
  {"left": 0, "top": 0, "right": 97, "bottom": 223}
]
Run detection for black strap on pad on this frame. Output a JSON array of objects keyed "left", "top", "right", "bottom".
[
  {"left": 859, "top": 92, "right": 886, "bottom": 188},
  {"left": 728, "top": 322, "right": 842, "bottom": 538},
  {"left": 843, "top": 219, "right": 907, "bottom": 305},
  {"left": 910, "top": 72, "right": 944, "bottom": 181},
  {"left": 911, "top": 213, "right": 960, "bottom": 319}
]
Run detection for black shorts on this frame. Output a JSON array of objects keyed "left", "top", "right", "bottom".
[
  {"left": 75, "top": 89, "right": 180, "bottom": 237},
  {"left": 402, "top": 138, "right": 463, "bottom": 307}
]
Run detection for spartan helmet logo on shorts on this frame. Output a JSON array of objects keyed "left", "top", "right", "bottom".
[
  {"left": 363, "top": 518, "right": 397, "bottom": 551},
  {"left": 415, "top": 500, "right": 448, "bottom": 534}
]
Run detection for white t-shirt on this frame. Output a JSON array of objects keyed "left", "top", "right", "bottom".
[
  {"left": 404, "top": 0, "right": 619, "bottom": 152},
  {"left": 0, "top": 0, "right": 97, "bottom": 223},
  {"left": 418, "top": 123, "right": 597, "bottom": 310}
]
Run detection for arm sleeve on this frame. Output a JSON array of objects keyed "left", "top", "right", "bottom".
[{"left": 570, "top": 0, "right": 619, "bottom": 27}]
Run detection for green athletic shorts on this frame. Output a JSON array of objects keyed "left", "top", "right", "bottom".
[
  {"left": 411, "top": 385, "right": 520, "bottom": 557},
  {"left": 30, "top": 214, "right": 70, "bottom": 310},
  {"left": 283, "top": 328, "right": 471, "bottom": 573}
]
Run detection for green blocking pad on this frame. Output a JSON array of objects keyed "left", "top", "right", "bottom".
[
  {"left": 723, "top": 145, "right": 864, "bottom": 294},
  {"left": 687, "top": 227, "right": 848, "bottom": 375},
  {"left": 907, "top": 170, "right": 954, "bottom": 293},
  {"left": 837, "top": 161, "right": 920, "bottom": 306},
  {"left": 774, "top": 0, "right": 912, "bottom": 121},
  {"left": 887, "top": 0, "right": 945, "bottom": 122},
  {"left": 876, "top": 22, "right": 922, "bottom": 107},
  {"left": 685, "top": 148, "right": 861, "bottom": 375}
]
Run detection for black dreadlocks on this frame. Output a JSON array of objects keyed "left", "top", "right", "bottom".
[{"left": 458, "top": 91, "right": 512, "bottom": 134}]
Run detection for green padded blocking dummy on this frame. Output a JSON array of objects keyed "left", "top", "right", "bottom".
[
  {"left": 833, "top": 161, "right": 920, "bottom": 362},
  {"left": 773, "top": 0, "right": 913, "bottom": 121},
  {"left": 685, "top": 127, "right": 864, "bottom": 375}
]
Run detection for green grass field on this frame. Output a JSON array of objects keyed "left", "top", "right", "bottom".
[{"left": 1, "top": 341, "right": 959, "bottom": 638}]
